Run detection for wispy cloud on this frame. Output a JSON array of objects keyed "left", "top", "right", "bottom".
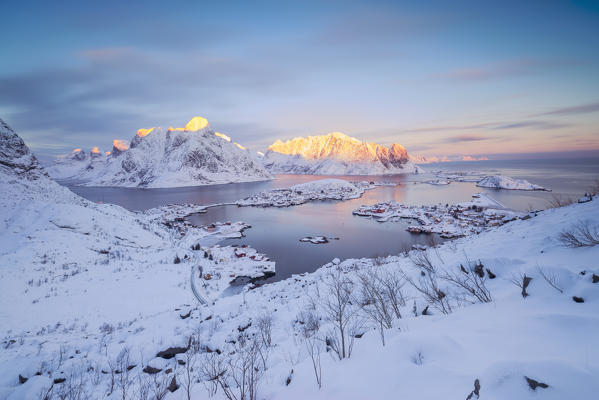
[
  {"left": 535, "top": 102, "right": 599, "bottom": 116},
  {"left": 442, "top": 58, "right": 584, "bottom": 82},
  {"left": 492, "top": 120, "right": 571, "bottom": 130},
  {"left": 441, "top": 134, "right": 488, "bottom": 143}
]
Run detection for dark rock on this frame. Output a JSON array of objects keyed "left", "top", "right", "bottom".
[
  {"left": 486, "top": 268, "right": 496, "bottom": 279},
  {"left": 592, "top": 274, "right": 599, "bottom": 284},
  {"left": 466, "top": 378, "right": 480, "bottom": 400},
  {"left": 157, "top": 346, "right": 188, "bottom": 359},
  {"left": 165, "top": 368, "right": 172, "bottom": 374},
  {"left": 572, "top": 296, "right": 584, "bottom": 303},
  {"left": 525, "top": 376, "right": 548, "bottom": 390},
  {"left": 177, "top": 359, "right": 186, "bottom": 366},
  {"left": 143, "top": 366, "right": 162, "bottom": 374},
  {"left": 168, "top": 376, "right": 179, "bottom": 392},
  {"left": 180, "top": 310, "right": 192, "bottom": 319},
  {"left": 422, "top": 306, "right": 430, "bottom": 315},
  {"left": 286, "top": 369, "right": 294, "bottom": 386},
  {"left": 474, "top": 263, "right": 484, "bottom": 278},
  {"left": 18, "top": 375, "right": 28, "bottom": 384},
  {"left": 522, "top": 275, "right": 533, "bottom": 298},
  {"left": 237, "top": 322, "right": 252, "bottom": 332},
  {"left": 53, "top": 378, "right": 66, "bottom": 384},
  {"left": 126, "top": 364, "right": 136, "bottom": 371}
]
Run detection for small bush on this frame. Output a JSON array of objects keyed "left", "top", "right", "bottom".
[{"left": 558, "top": 220, "right": 599, "bottom": 248}]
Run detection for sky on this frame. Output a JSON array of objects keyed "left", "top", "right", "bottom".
[{"left": 1, "top": 0, "right": 598, "bottom": 161}]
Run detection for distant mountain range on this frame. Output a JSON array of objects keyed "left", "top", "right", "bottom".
[
  {"left": 261, "top": 132, "right": 419, "bottom": 175},
  {"left": 47, "top": 117, "right": 272, "bottom": 188}
]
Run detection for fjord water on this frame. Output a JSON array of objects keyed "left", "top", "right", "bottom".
[{"left": 69, "top": 158, "right": 599, "bottom": 281}]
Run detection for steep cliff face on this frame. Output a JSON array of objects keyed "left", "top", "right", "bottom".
[
  {"left": 0, "top": 119, "right": 46, "bottom": 180},
  {"left": 263, "top": 132, "right": 418, "bottom": 175},
  {"left": 46, "top": 117, "right": 273, "bottom": 188}
]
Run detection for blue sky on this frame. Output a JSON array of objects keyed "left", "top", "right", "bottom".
[{"left": 1, "top": 0, "right": 598, "bottom": 160}]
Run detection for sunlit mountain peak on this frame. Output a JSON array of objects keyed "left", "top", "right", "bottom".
[
  {"left": 184, "top": 116, "right": 210, "bottom": 132},
  {"left": 112, "top": 139, "right": 129, "bottom": 153},
  {"left": 215, "top": 132, "right": 232, "bottom": 142},
  {"left": 137, "top": 128, "right": 155, "bottom": 137}
]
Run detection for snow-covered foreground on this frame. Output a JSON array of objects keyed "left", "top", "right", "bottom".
[
  {"left": 2, "top": 120, "right": 598, "bottom": 399},
  {"left": 236, "top": 179, "right": 395, "bottom": 207}
]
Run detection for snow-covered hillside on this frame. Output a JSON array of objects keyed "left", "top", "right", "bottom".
[
  {"left": 2, "top": 119, "right": 597, "bottom": 399},
  {"left": 477, "top": 175, "right": 548, "bottom": 191},
  {"left": 46, "top": 117, "right": 273, "bottom": 188},
  {"left": 262, "top": 132, "right": 420, "bottom": 175}
]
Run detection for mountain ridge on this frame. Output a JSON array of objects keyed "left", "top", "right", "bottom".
[
  {"left": 263, "top": 132, "right": 419, "bottom": 175},
  {"left": 47, "top": 117, "right": 273, "bottom": 188}
]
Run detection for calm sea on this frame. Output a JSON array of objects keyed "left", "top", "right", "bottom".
[{"left": 68, "top": 157, "right": 599, "bottom": 281}]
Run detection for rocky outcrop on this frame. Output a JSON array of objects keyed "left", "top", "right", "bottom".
[{"left": 0, "top": 118, "right": 46, "bottom": 179}]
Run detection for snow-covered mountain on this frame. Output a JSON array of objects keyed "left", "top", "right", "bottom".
[
  {"left": 47, "top": 116, "right": 273, "bottom": 188},
  {"left": 262, "top": 132, "right": 420, "bottom": 175}
]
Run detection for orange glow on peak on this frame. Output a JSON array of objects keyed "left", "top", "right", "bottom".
[
  {"left": 72, "top": 148, "right": 82, "bottom": 153},
  {"left": 137, "top": 127, "right": 155, "bottom": 137},
  {"left": 90, "top": 147, "right": 100, "bottom": 154},
  {"left": 168, "top": 126, "right": 185, "bottom": 132},
  {"left": 184, "top": 116, "right": 209, "bottom": 132},
  {"left": 105, "top": 151, "right": 111, "bottom": 155},
  {"left": 215, "top": 132, "right": 232, "bottom": 142},
  {"left": 234, "top": 142, "right": 246, "bottom": 150},
  {"left": 112, "top": 139, "right": 129, "bottom": 151}
]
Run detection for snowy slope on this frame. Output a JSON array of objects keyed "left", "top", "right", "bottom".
[
  {"left": 45, "top": 148, "right": 108, "bottom": 181},
  {"left": 263, "top": 132, "right": 420, "bottom": 175},
  {"left": 0, "top": 120, "right": 274, "bottom": 398},
  {"left": 46, "top": 117, "right": 273, "bottom": 188}
]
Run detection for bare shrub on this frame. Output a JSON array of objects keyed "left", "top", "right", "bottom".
[
  {"left": 546, "top": 194, "right": 574, "bottom": 209},
  {"left": 200, "top": 353, "right": 226, "bottom": 398},
  {"left": 380, "top": 269, "right": 406, "bottom": 319},
  {"left": 409, "top": 251, "right": 435, "bottom": 274},
  {"left": 182, "top": 334, "right": 201, "bottom": 400},
  {"left": 404, "top": 252, "right": 453, "bottom": 314},
  {"left": 202, "top": 335, "right": 266, "bottom": 400},
  {"left": 320, "top": 271, "right": 360, "bottom": 359},
  {"left": 558, "top": 220, "right": 599, "bottom": 248},
  {"left": 509, "top": 272, "right": 533, "bottom": 298},
  {"left": 357, "top": 270, "right": 394, "bottom": 346},
  {"left": 304, "top": 333, "right": 323, "bottom": 389},
  {"left": 256, "top": 314, "right": 273, "bottom": 348},
  {"left": 114, "top": 347, "right": 133, "bottom": 400},
  {"left": 297, "top": 309, "right": 324, "bottom": 390},
  {"left": 441, "top": 260, "right": 493, "bottom": 304},
  {"left": 296, "top": 309, "right": 321, "bottom": 338},
  {"left": 149, "top": 372, "right": 172, "bottom": 400},
  {"left": 537, "top": 266, "right": 563, "bottom": 293},
  {"left": 42, "top": 364, "right": 90, "bottom": 400}
]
